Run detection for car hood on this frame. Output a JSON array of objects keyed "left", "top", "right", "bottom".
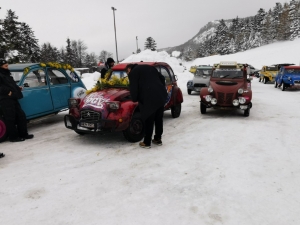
[
  {"left": 265, "top": 71, "right": 277, "bottom": 77},
  {"left": 210, "top": 80, "right": 245, "bottom": 93},
  {"left": 80, "top": 88, "right": 130, "bottom": 111}
]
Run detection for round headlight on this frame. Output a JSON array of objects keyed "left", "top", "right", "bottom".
[
  {"left": 211, "top": 98, "right": 217, "bottom": 105},
  {"left": 232, "top": 99, "right": 239, "bottom": 106},
  {"left": 205, "top": 95, "right": 212, "bottom": 102},
  {"left": 208, "top": 87, "right": 213, "bottom": 93},
  {"left": 238, "top": 88, "right": 244, "bottom": 94},
  {"left": 239, "top": 97, "right": 246, "bottom": 104},
  {"left": 288, "top": 77, "right": 291, "bottom": 80}
]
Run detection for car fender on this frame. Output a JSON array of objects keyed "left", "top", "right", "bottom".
[
  {"left": 200, "top": 87, "right": 209, "bottom": 102},
  {"left": 107, "top": 101, "right": 138, "bottom": 131}
]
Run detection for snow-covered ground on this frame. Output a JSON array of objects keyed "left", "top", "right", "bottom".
[{"left": 1, "top": 40, "right": 300, "bottom": 225}]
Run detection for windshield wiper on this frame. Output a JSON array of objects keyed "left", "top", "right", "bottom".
[
  {"left": 220, "top": 75, "right": 230, "bottom": 78},
  {"left": 231, "top": 76, "right": 243, "bottom": 79}
]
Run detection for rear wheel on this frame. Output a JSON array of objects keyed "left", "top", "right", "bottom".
[
  {"left": 171, "top": 103, "right": 181, "bottom": 118},
  {"left": 187, "top": 89, "right": 192, "bottom": 95},
  {"left": 200, "top": 103, "right": 207, "bottom": 114},
  {"left": 123, "top": 113, "right": 144, "bottom": 143},
  {"left": 264, "top": 77, "right": 268, "bottom": 84},
  {"left": 0, "top": 117, "right": 8, "bottom": 143},
  {"left": 274, "top": 81, "right": 278, "bottom": 88},
  {"left": 282, "top": 83, "right": 286, "bottom": 91}
]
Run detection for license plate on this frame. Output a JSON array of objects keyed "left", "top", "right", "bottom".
[
  {"left": 80, "top": 122, "right": 95, "bottom": 128},
  {"left": 195, "top": 88, "right": 201, "bottom": 91}
]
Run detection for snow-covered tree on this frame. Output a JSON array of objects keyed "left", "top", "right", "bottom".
[
  {"left": 64, "top": 38, "right": 76, "bottom": 66},
  {"left": 289, "top": 0, "right": 300, "bottom": 40}
]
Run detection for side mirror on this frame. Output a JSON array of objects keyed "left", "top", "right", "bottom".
[{"left": 174, "top": 75, "right": 178, "bottom": 81}]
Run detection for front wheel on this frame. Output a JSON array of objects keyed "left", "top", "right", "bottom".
[
  {"left": 0, "top": 117, "right": 8, "bottom": 143},
  {"left": 264, "top": 77, "right": 268, "bottom": 84},
  {"left": 187, "top": 89, "right": 192, "bottom": 95},
  {"left": 244, "top": 108, "right": 250, "bottom": 117},
  {"left": 171, "top": 103, "right": 181, "bottom": 118},
  {"left": 282, "top": 83, "right": 286, "bottom": 91},
  {"left": 274, "top": 81, "right": 278, "bottom": 88},
  {"left": 123, "top": 113, "right": 144, "bottom": 143},
  {"left": 200, "top": 103, "right": 207, "bottom": 114}
]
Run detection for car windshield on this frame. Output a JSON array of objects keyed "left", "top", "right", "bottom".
[
  {"left": 109, "top": 71, "right": 128, "bottom": 80},
  {"left": 285, "top": 69, "right": 300, "bottom": 74},
  {"left": 212, "top": 69, "right": 243, "bottom": 78},
  {"left": 195, "top": 69, "right": 212, "bottom": 76},
  {"left": 266, "top": 66, "right": 277, "bottom": 71}
]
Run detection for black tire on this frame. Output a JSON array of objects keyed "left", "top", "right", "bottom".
[
  {"left": 0, "top": 117, "right": 8, "bottom": 143},
  {"left": 274, "top": 81, "right": 278, "bottom": 88},
  {"left": 75, "top": 131, "right": 85, "bottom": 135},
  {"left": 187, "top": 89, "right": 192, "bottom": 95},
  {"left": 258, "top": 77, "right": 261, "bottom": 82},
  {"left": 244, "top": 108, "right": 250, "bottom": 117},
  {"left": 264, "top": 77, "right": 268, "bottom": 84},
  {"left": 123, "top": 112, "right": 144, "bottom": 143},
  {"left": 282, "top": 83, "right": 286, "bottom": 91},
  {"left": 200, "top": 103, "right": 207, "bottom": 114},
  {"left": 171, "top": 103, "right": 181, "bottom": 118}
]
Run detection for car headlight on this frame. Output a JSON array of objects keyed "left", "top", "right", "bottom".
[
  {"left": 208, "top": 86, "right": 213, "bottom": 93},
  {"left": 232, "top": 99, "right": 239, "bottom": 106},
  {"left": 238, "top": 88, "right": 244, "bottom": 94},
  {"left": 211, "top": 98, "right": 217, "bottom": 105},
  {"left": 239, "top": 97, "right": 246, "bottom": 104},
  {"left": 205, "top": 95, "right": 212, "bottom": 102},
  {"left": 107, "top": 101, "right": 120, "bottom": 110},
  {"left": 68, "top": 98, "right": 81, "bottom": 108},
  {"left": 288, "top": 77, "right": 291, "bottom": 81}
]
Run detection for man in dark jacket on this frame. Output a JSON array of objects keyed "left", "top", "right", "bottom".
[
  {"left": 100, "top": 58, "right": 115, "bottom": 79},
  {"left": 0, "top": 59, "right": 34, "bottom": 142},
  {"left": 126, "top": 64, "right": 167, "bottom": 148}
]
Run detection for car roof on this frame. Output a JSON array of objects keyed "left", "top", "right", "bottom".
[
  {"left": 197, "top": 66, "right": 212, "bottom": 69},
  {"left": 8, "top": 63, "right": 39, "bottom": 71},
  {"left": 112, "top": 62, "right": 170, "bottom": 71},
  {"left": 272, "top": 63, "right": 295, "bottom": 66},
  {"left": 283, "top": 66, "right": 300, "bottom": 69}
]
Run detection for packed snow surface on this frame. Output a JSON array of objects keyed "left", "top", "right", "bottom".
[{"left": 1, "top": 39, "right": 300, "bottom": 225}]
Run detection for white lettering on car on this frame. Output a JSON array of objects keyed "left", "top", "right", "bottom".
[{"left": 82, "top": 93, "right": 110, "bottom": 109}]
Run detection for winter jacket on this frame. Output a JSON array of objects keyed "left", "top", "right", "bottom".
[
  {"left": 128, "top": 64, "right": 167, "bottom": 121},
  {"left": 0, "top": 68, "right": 23, "bottom": 101},
  {"left": 100, "top": 63, "right": 110, "bottom": 79}
]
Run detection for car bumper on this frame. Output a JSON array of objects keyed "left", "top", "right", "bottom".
[
  {"left": 201, "top": 101, "right": 252, "bottom": 110},
  {"left": 64, "top": 114, "right": 117, "bottom": 133}
]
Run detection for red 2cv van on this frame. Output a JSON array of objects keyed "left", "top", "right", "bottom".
[
  {"left": 64, "top": 62, "right": 183, "bottom": 142},
  {"left": 200, "top": 61, "right": 252, "bottom": 117}
]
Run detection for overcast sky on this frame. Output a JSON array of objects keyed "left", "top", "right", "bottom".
[{"left": 2, "top": 0, "right": 283, "bottom": 61}]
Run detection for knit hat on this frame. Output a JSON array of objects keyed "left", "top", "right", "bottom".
[
  {"left": 0, "top": 59, "right": 8, "bottom": 67},
  {"left": 106, "top": 58, "right": 115, "bottom": 64}
]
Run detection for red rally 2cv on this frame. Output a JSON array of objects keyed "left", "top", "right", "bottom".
[
  {"left": 200, "top": 61, "right": 253, "bottom": 117},
  {"left": 64, "top": 62, "right": 183, "bottom": 142}
]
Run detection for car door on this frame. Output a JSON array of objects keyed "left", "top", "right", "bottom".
[
  {"left": 19, "top": 67, "right": 54, "bottom": 118},
  {"left": 159, "top": 66, "right": 174, "bottom": 109},
  {"left": 47, "top": 68, "right": 71, "bottom": 110}
]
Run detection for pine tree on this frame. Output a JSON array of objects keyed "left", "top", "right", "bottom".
[
  {"left": 144, "top": 37, "right": 157, "bottom": 51},
  {"left": 261, "top": 9, "right": 273, "bottom": 44},
  {"left": 65, "top": 38, "right": 76, "bottom": 66},
  {"left": 18, "top": 22, "right": 40, "bottom": 62},
  {"left": 277, "top": 3, "right": 290, "bottom": 40},
  {"left": 289, "top": 0, "right": 300, "bottom": 40},
  {"left": 1, "top": 10, "right": 21, "bottom": 62},
  {"left": 183, "top": 47, "right": 194, "bottom": 61},
  {"left": 40, "top": 43, "right": 61, "bottom": 62}
]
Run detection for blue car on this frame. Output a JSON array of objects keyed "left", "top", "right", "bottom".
[
  {"left": 274, "top": 66, "right": 300, "bottom": 91},
  {"left": 0, "top": 63, "right": 87, "bottom": 142}
]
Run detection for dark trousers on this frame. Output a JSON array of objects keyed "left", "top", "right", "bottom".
[
  {"left": 143, "top": 106, "right": 164, "bottom": 145},
  {"left": 0, "top": 99, "right": 28, "bottom": 140}
]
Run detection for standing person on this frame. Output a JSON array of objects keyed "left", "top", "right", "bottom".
[
  {"left": 126, "top": 64, "right": 167, "bottom": 149},
  {"left": 0, "top": 59, "right": 34, "bottom": 142},
  {"left": 100, "top": 58, "right": 115, "bottom": 79}
]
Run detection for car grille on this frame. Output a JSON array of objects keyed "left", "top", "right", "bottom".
[
  {"left": 217, "top": 92, "right": 234, "bottom": 105},
  {"left": 194, "top": 83, "right": 206, "bottom": 87},
  {"left": 81, "top": 110, "right": 101, "bottom": 121}
]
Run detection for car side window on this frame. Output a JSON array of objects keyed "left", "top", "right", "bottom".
[
  {"left": 160, "top": 67, "right": 172, "bottom": 85},
  {"left": 48, "top": 69, "right": 68, "bottom": 85},
  {"left": 23, "top": 69, "right": 46, "bottom": 88},
  {"left": 66, "top": 70, "right": 79, "bottom": 83}
]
